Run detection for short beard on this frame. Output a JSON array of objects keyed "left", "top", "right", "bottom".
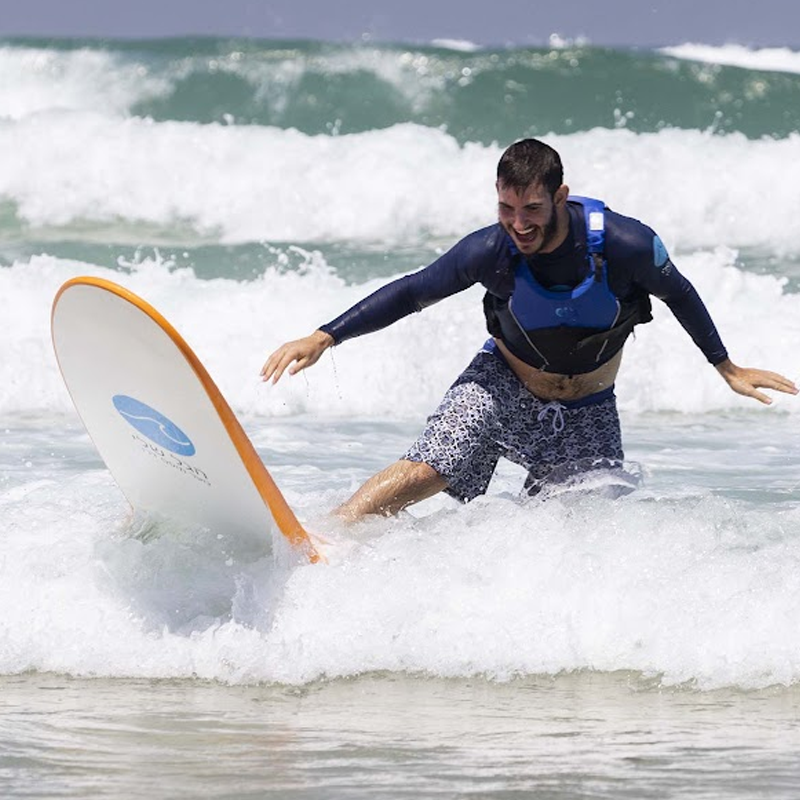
[{"left": 538, "top": 203, "right": 560, "bottom": 252}]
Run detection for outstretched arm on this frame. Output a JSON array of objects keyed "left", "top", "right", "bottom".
[
  {"left": 715, "top": 358, "right": 798, "bottom": 405},
  {"left": 260, "top": 329, "right": 334, "bottom": 384},
  {"left": 259, "top": 228, "right": 503, "bottom": 385}
]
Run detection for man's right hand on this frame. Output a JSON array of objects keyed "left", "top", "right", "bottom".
[{"left": 260, "top": 330, "right": 335, "bottom": 384}]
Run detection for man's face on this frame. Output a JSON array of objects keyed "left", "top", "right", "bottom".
[{"left": 497, "top": 181, "right": 561, "bottom": 255}]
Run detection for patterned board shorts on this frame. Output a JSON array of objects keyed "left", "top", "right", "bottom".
[{"left": 403, "top": 346, "right": 625, "bottom": 502}]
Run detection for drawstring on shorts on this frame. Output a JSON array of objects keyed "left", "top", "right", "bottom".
[{"left": 537, "top": 401, "right": 566, "bottom": 434}]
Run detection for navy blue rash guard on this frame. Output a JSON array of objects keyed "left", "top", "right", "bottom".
[{"left": 319, "top": 200, "right": 729, "bottom": 372}]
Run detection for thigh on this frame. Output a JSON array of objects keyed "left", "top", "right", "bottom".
[{"left": 403, "top": 351, "right": 508, "bottom": 502}]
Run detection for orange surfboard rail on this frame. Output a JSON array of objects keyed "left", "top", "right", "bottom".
[{"left": 52, "top": 276, "right": 320, "bottom": 564}]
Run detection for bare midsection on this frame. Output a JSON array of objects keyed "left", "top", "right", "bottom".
[{"left": 494, "top": 339, "right": 623, "bottom": 401}]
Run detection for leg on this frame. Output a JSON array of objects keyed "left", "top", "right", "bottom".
[
  {"left": 335, "top": 349, "right": 506, "bottom": 523},
  {"left": 334, "top": 459, "right": 448, "bottom": 522}
]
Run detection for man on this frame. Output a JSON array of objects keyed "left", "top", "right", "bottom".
[{"left": 261, "top": 139, "right": 797, "bottom": 521}]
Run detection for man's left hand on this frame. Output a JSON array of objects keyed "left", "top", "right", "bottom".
[{"left": 715, "top": 358, "right": 798, "bottom": 405}]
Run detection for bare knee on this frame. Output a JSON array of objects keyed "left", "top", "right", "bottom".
[
  {"left": 398, "top": 459, "right": 445, "bottom": 489},
  {"left": 335, "top": 459, "right": 447, "bottom": 522}
]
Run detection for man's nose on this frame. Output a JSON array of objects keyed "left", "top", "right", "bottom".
[{"left": 513, "top": 212, "right": 530, "bottom": 231}]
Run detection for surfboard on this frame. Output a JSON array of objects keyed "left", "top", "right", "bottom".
[{"left": 51, "top": 277, "right": 319, "bottom": 563}]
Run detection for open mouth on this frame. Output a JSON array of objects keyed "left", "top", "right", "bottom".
[{"left": 513, "top": 227, "right": 539, "bottom": 245}]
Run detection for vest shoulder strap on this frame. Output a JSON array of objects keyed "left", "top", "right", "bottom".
[{"left": 568, "top": 195, "right": 606, "bottom": 280}]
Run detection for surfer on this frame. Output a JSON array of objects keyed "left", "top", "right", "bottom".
[{"left": 261, "top": 138, "right": 798, "bottom": 520}]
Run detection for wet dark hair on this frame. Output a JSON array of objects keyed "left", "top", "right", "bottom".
[{"left": 496, "top": 139, "right": 564, "bottom": 197}]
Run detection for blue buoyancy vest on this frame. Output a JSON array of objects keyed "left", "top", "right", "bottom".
[
  {"left": 508, "top": 196, "right": 620, "bottom": 333},
  {"left": 484, "top": 196, "right": 650, "bottom": 375}
]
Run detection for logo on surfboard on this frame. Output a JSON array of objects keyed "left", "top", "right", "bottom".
[{"left": 112, "top": 395, "right": 196, "bottom": 456}]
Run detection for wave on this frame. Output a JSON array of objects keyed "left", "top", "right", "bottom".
[
  {"left": 1, "top": 119, "right": 799, "bottom": 256},
  {"left": 2, "top": 38, "right": 800, "bottom": 140}
]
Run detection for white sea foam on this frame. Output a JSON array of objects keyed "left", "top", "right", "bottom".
[
  {"left": 2, "top": 456, "right": 800, "bottom": 690},
  {"left": 0, "top": 45, "right": 172, "bottom": 120},
  {"left": 1, "top": 115, "right": 799, "bottom": 256},
  {"left": 0, "top": 42, "right": 473, "bottom": 125},
  {"left": 1, "top": 245, "right": 798, "bottom": 418},
  {"left": 430, "top": 39, "right": 482, "bottom": 52},
  {"left": 661, "top": 43, "right": 800, "bottom": 75}
]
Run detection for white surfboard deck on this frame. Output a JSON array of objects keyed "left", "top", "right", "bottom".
[{"left": 51, "top": 277, "right": 319, "bottom": 563}]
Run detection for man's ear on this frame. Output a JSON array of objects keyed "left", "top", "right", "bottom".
[{"left": 554, "top": 184, "right": 570, "bottom": 207}]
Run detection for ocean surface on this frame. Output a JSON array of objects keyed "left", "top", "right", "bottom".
[{"left": 2, "top": 36, "right": 800, "bottom": 798}]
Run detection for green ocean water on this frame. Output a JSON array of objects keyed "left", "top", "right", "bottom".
[{"left": 8, "top": 36, "right": 800, "bottom": 140}]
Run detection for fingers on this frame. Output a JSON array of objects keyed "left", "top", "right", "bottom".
[
  {"left": 730, "top": 377, "right": 770, "bottom": 405},
  {"left": 749, "top": 388, "right": 773, "bottom": 405},
  {"left": 260, "top": 333, "right": 331, "bottom": 384},
  {"left": 731, "top": 368, "right": 798, "bottom": 405},
  {"left": 761, "top": 370, "right": 799, "bottom": 395},
  {"left": 746, "top": 369, "right": 798, "bottom": 396},
  {"left": 260, "top": 345, "right": 302, "bottom": 384}
]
